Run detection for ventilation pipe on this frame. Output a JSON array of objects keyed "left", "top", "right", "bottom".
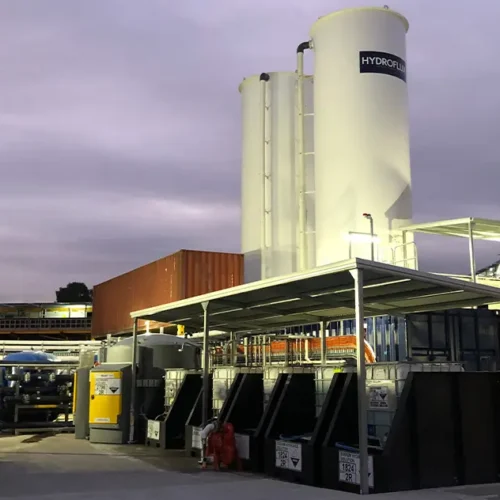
[
  {"left": 260, "top": 73, "right": 272, "bottom": 280},
  {"left": 296, "top": 42, "right": 311, "bottom": 272}
]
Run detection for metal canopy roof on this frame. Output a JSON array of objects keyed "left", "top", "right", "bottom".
[
  {"left": 401, "top": 217, "right": 500, "bottom": 241},
  {"left": 130, "top": 258, "right": 500, "bottom": 333}
]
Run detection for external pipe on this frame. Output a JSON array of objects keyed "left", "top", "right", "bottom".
[
  {"left": 264, "top": 74, "right": 273, "bottom": 278},
  {"left": 296, "top": 41, "right": 311, "bottom": 272},
  {"left": 260, "top": 73, "right": 271, "bottom": 280}
]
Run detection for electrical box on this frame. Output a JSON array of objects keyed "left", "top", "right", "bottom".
[{"left": 89, "top": 363, "right": 132, "bottom": 444}]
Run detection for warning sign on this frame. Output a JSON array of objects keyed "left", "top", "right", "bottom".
[
  {"left": 192, "top": 427, "right": 202, "bottom": 449},
  {"left": 95, "top": 375, "right": 122, "bottom": 396},
  {"left": 339, "top": 450, "right": 374, "bottom": 487},
  {"left": 147, "top": 420, "right": 160, "bottom": 440},
  {"left": 368, "top": 386, "right": 389, "bottom": 410},
  {"left": 275, "top": 441, "right": 302, "bottom": 472}
]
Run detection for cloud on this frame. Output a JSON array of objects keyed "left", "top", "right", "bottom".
[{"left": 0, "top": 0, "right": 499, "bottom": 302}]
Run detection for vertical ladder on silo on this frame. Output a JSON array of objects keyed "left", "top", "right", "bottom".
[
  {"left": 296, "top": 71, "right": 315, "bottom": 271},
  {"left": 303, "top": 112, "right": 315, "bottom": 269}
]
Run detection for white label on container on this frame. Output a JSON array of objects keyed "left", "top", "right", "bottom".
[
  {"left": 275, "top": 440, "right": 302, "bottom": 472},
  {"left": 93, "top": 417, "right": 110, "bottom": 423},
  {"left": 338, "top": 450, "right": 374, "bottom": 488},
  {"left": 368, "top": 385, "right": 389, "bottom": 410},
  {"left": 192, "top": 426, "right": 202, "bottom": 449},
  {"left": 147, "top": 420, "right": 160, "bottom": 440},
  {"left": 95, "top": 378, "right": 122, "bottom": 396},
  {"left": 235, "top": 433, "right": 250, "bottom": 460}
]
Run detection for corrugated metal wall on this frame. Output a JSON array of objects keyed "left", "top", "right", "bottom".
[{"left": 91, "top": 250, "right": 244, "bottom": 338}]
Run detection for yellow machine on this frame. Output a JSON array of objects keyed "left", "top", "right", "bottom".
[{"left": 88, "top": 364, "right": 132, "bottom": 444}]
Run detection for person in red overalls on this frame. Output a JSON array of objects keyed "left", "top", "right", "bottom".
[{"left": 199, "top": 418, "right": 241, "bottom": 471}]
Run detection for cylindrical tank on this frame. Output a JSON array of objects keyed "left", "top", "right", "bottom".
[
  {"left": 310, "top": 7, "right": 412, "bottom": 266},
  {"left": 110, "top": 334, "right": 199, "bottom": 372},
  {"left": 239, "top": 71, "right": 315, "bottom": 281}
]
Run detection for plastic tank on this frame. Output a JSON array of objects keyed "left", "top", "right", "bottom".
[
  {"left": 310, "top": 7, "right": 413, "bottom": 266},
  {"left": 239, "top": 72, "right": 315, "bottom": 282},
  {"left": 110, "top": 334, "right": 199, "bottom": 372},
  {"left": 105, "top": 344, "right": 134, "bottom": 364}
]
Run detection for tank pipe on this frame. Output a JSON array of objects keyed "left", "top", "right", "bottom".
[
  {"left": 296, "top": 41, "right": 311, "bottom": 272},
  {"left": 260, "top": 73, "right": 271, "bottom": 279}
]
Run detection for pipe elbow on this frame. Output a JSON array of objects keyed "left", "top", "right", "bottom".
[
  {"left": 259, "top": 72, "right": 270, "bottom": 82},
  {"left": 297, "top": 41, "right": 311, "bottom": 53}
]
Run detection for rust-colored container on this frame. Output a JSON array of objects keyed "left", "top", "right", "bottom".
[{"left": 91, "top": 249, "right": 243, "bottom": 338}]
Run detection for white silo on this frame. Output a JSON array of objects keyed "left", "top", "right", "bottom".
[
  {"left": 239, "top": 72, "right": 315, "bottom": 282},
  {"left": 309, "top": 7, "right": 413, "bottom": 267}
]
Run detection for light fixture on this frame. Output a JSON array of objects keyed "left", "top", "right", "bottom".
[
  {"left": 344, "top": 232, "right": 380, "bottom": 243},
  {"left": 362, "top": 213, "right": 375, "bottom": 260}
]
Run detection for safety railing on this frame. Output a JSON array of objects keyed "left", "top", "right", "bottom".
[{"left": 379, "top": 241, "right": 419, "bottom": 270}]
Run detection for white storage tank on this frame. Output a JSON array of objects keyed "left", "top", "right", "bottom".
[
  {"left": 310, "top": 7, "right": 413, "bottom": 266},
  {"left": 239, "top": 72, "right": 315, "bottom": 282}
]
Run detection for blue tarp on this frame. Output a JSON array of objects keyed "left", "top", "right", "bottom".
[{"left": 3, "top": 351, "right": 59, "bottom": 363}]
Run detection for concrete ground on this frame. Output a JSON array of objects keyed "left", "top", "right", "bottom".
[{"left": 0, "top": 433, "right": 498, "bottom": 499}]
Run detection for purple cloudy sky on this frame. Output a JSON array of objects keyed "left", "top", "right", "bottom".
[{"left": 0, "top": 0, "right": 499, "bottom": 301}]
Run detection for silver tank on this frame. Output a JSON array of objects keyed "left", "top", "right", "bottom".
[{"left": 110, "top": 334, "right": 200, "bottom": 372}]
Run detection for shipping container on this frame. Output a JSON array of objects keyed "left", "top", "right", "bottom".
[{"left": 91, "top": 250, "right": 243, "bottom": 338}]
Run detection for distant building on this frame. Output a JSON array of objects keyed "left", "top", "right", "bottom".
[{"left": 0, "top": 303, "right": 92, "bottom": 340}]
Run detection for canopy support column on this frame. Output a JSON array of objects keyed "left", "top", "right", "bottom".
[
  {"left": 201, "top": 301, "right": 211, "bottom": 426},
  {"left": 468, "top": 218, "right": 477, "bottom": 283},
  {"left": 319, "top": 319, "right": 327, "bottom": 365},
  {"left": 128, "top": 317, "right": 138, "bottom": 444},
  {"left": 351, "top": 268, "right": 369, "bottom": 495}
]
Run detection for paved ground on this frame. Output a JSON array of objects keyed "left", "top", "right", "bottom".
[{"left": 0, "top": 433, "right": 499, "bottom": 499}]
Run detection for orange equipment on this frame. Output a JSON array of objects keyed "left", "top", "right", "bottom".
[{"left": 214, "top": 335, "right": 376, "bottom": 364}]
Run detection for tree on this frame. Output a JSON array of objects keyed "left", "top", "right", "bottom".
[{"left": 56, "top": 282, "right": 93, "bottom": 303}]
